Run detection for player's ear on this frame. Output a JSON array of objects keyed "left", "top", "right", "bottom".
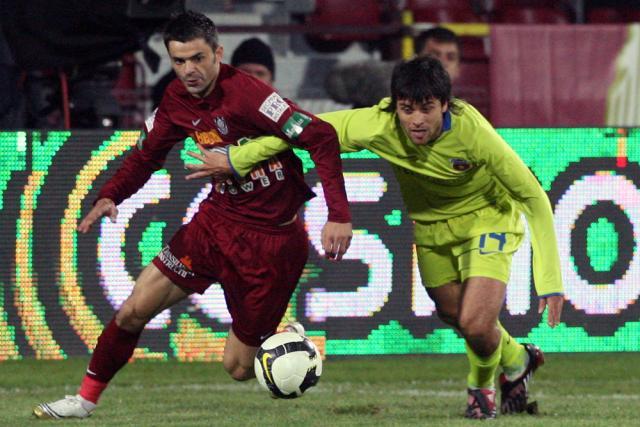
[{"left": 214, "top": 45, "right": 224, "bottom": 62}]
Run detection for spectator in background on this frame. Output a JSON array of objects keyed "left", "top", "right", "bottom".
[
  {"left": 415, "top": 27, "right": 461, "bottom": 83},
  {"left": 0, "top": 24, "right": 23, "bottom": 128},
  {"left": 230, "top": 37, "right": 275, "bottom": 86},
  {"left": 322, "top": 27, "right": 462, "bottom": 110},
  {"left": 324, "top": 60, "right": 394, "bottom": 109}
]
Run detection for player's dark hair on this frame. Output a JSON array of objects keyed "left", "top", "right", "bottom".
[
  {"left": 163, "top": 11, "right": 219, "bottom": 50},
  {"left": 415, "top": 26, "right": 461, "bottom": 57},
  {"left": 384, "top": 56, "right": 460, "bottom": 114}
]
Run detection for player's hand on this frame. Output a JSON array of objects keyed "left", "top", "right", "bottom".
[
  {"left": 538, "top": 294, "right": 563, "bottom": 327},
  {"left": 78, "top": 198, "right": 117, "bottom": 233},
  {"left": 185, "top": 143, "right": 233, "bottom": 181},
  {"left": 321, "top": 222, "right": 352, "bottom": 261}
]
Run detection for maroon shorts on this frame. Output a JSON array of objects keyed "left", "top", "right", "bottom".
[{"left": 152, "top": 210, "right": 309, "bottom": 346}]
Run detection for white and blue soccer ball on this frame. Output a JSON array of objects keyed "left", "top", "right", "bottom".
[{"left": 254, "top": 332, "right": 322, "bottom": 399}]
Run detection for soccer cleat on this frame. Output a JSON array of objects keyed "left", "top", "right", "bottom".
[
  {"left": 283, "top": 321, "right": 305, "bottom": 337},
  {"left": 499, "top": 343, "right": 545, "bottom": 414},
  {"left": 465, "top": 388, "right": 497, "bottom": 419},
  {"left": 33, "top": 394, "right": 95, "bottom": 419}
]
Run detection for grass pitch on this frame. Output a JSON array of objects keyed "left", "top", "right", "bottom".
[{"left": 1, "top": 353, "right": 637, "bottom": 426}]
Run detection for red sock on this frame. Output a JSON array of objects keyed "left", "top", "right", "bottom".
[
  {"left": 78, "top": 376, "right": 108, "bottom": 404},
  {"left": 79, "top": 317, "right": 141, "bottom": 403}
]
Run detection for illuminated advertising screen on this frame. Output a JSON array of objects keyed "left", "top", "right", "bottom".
[{"left": 0, "top": 128, "right": 638, "bottom": 360}]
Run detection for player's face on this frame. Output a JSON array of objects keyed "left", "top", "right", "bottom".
[
  {"left": 168, "top": 38, "right": 224, "bottom": 98},
  {"left": 420, "top": 39, "right": 461, "bottom": 82},
  {"left": 396, "top": 98, "right": 448, "bottom": 146},
  {"left": 235, "top": 63, "right": 274, "bottom": 85}
]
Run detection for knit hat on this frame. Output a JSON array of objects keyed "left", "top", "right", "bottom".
[{"left": 231, "top": 38, "right": 275, "bottom": 78}]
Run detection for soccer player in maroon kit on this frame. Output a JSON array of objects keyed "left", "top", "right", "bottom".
[{"left": 33, "top": 11, "right": 353, "bottom": 419}]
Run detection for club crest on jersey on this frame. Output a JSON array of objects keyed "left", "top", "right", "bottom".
[
  {"left": 195, "top": 129, "right": 223, "bottom": 147},
  {"left": 450, "top": 158, "right": 472, "bottom": 171},
  {"left": 214, "top": 116, "right": 229, "bottom": 135}
]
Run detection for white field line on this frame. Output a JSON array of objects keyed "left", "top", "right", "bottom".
[{"left": 3, "top": 383, "right": 640, "bottom": 400}]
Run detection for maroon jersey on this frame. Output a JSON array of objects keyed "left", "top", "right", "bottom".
[{"left": 98, "top": 64, "right": 351, "bottom": 225}]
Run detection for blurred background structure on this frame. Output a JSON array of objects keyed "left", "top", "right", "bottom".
[{"left": 2, "top": 0, "right": 640, "bottom": 129}]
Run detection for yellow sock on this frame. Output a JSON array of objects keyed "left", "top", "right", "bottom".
[
  {"left": 466, "top": 339, "right": 502, "bottom": 389},
  {"left": 498, "top": 322, "right": 527, "bottom": 379}
]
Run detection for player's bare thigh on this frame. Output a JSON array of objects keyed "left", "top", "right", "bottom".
[
  {"left": 116, "top": 263, "right": 191, "bottom": 333},
  {"left": 426, "top": 281, "right": 462, "bottom": 327},
  {"left": 459, "top": 277, "right": 506, "bottom": 328},
  {"left": 223, "top": 328, "right": 259, "bottom": 381}
]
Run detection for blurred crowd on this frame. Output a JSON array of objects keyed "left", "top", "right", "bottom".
[
  {"left": 0, "top": 0, "right": 637, "bottom": 129},
  {"left": 0, "top": 18, "right": 463, "bottom": 130}
]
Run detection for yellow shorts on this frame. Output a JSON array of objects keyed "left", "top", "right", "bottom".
[
  {"left": 417, "top": 232, "right": 524, "bottom": 287},
  {"left": 414, "top": 205, "right": 525, "bottom": 288}
]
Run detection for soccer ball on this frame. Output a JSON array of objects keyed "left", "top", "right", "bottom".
[{"left": 254, "top": 332, "right": 322, "bottom": 399}]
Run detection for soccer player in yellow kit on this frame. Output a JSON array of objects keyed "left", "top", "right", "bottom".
[{"left": 203, "top": 56, "right": 564, "bottom": 419}]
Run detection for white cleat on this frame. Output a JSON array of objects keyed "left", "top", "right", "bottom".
[
  {"left": 283, "top": 321, "right": 306, "bottom": 337},
  {"left": 33, "top": 394, "right": 95, "bottom": 419}
]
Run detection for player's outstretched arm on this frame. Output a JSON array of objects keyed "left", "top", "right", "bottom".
[
  {"left": 538, "top": 294, "right": 563, "bottom": 327},
  {"left": 78, "top": 198, "right": 118, "bottom": 233}
]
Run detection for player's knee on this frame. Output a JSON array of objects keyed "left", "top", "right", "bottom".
[
  {"left": 458, "top": 316, "right": 491, "bottom": 341},
  {"left": 436, "top": 307, "right": 459, "bottom": 327},
  {"left": 224, "top": 362, "right": 255, "bottom": 381},
  {"left": 115, "top": 304, "right": 149, "bottom": 333},
  {"left": 232, "top": 367, "right": 255, "bottom": 381}
]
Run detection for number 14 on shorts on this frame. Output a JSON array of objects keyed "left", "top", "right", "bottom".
[{"left": 478, "top": 232, "right": 507, "bottom": 254}]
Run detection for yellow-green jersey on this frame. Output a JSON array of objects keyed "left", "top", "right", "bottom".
[{"left": 228, "top": 98, "right": 563, "bottom": 297}]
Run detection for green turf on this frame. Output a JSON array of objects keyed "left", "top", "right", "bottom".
[{"left": 1, "top": 353, "right": 638, "bottom": 426}]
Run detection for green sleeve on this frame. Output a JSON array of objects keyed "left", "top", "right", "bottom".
[
  {"left": 229, "top": 105, "right": 389, "bottom": 177},
  {"left": 228, "top": 137, "right": 288, "bottom": 177},
  {"left": 466, "top": 111, "right": 563, "bottom": 297}
]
